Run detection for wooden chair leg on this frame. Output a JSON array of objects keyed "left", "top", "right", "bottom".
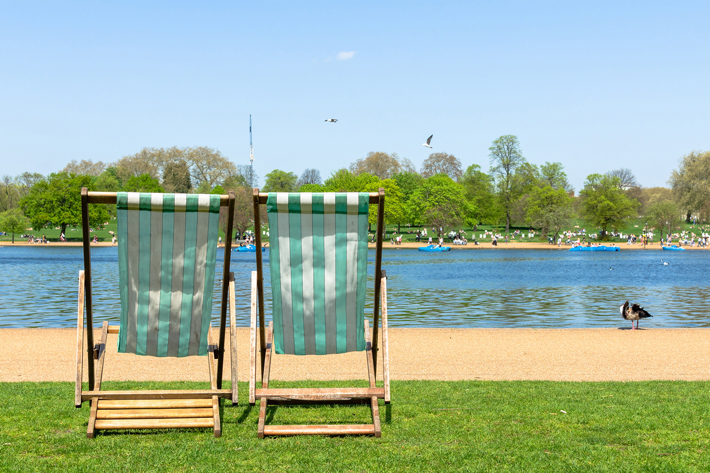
[
  {"left": 207, "top": 327, "right": 222, "bottom": 438},
  {"left": 364, "top": 320, "right": 382, "bottom": 437},
  {"left": 249, "top": 271, "right": 257, "bottom": 405},
  {"left": 257, "top": 322, "right": 273, "bottom": 438},
  {"left": 75, "top": 271, "right": 85, "bottom": 408},
  {"left": 380, "top": 275, "right": 390, "bottom": 404},
  {"left": 87, "top": 321, "right": 109, "bottom": 438},
  {"left": 228, "top": 272, "right": 238, "bottom": 406}
]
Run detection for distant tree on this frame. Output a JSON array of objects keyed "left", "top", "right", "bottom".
[
  {"left": 606, "top": 168, "right": 639, "bottom": 189},
  {"left": 641, "top": 186, "right": 673, "bottom": 214},
  {"left": 263, "top": 169, "right": 298, "bottom": 192},
  {"left": 299, "top": 183, "right": 325, "bottom": 192},
  {"left": 323, "top": 169, "right": 356, "bottom": 191},
  {"left": 0, "top": 175, "right": 20, "bottom": 212},
  {"left": 211, "top": 185, "right": 225, "bottom": 195},
  {"left": 236, "top": 165, "right": 259, "bottom": 188},
  {"left": 323, "top": 169, "right": 377, "bottom": 192},
  {"left": 0, "top": 208, "right": 30, "bottom": 243},
  {"left": 363, "top": 179, "right": 405, "bottom": 233},
  {"left": 162, "top": 160, "right": 192, "bottom": 193},
  {"left": 540, "top": 162, "right": 573, "bottom": 193},
  {"left": 15, "top": 172, "right": 44, "bottom": 199},
  {"left": 580, "top": 174, "right": 639, "bottom": 238},
  {"left": 123, "top": 174, "right": 164, "bottom": 193},
  {"left": 20, "top": 173, "right": 110, "bottom": 237},
  {"left": 114, "top": 148, "right": 163, "bottom": 183},
  {"left": 646, "top": 200, "right": 680, "bottom": 240},
  {"left": 297, "top": 168, "right": 323, "bottom": 188},
  {"left": 525, "top": 186, "right": 575, "bottom": 240},
  {"left": 489, "top": 135, "right": 525, "bottom": 232},
  {"left": 94, "top": 168, "right": 122, "bottom": 192},
  {"left": 420, "top": 153, "right": 463, "bottom": 181},
  {"left": 408, "top": 174, "right": 473, "bottom": 237},
  {"left": 62, "top": 159, "right": 107, "bottom": 177},
  {"left": 184, "top": 147, "right": 238, "bottom": 190},
  {"left": 459, "top": 164, "right": 500, "bottom": 225},
  {"left": 669, "top": 150, "right": 710, "bottom": 223},
  {"left": 350, "top": 152, "right": 403, "bottom": 179}
]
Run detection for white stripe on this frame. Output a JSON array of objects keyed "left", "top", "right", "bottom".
[
  {"left": 345, "top": 194, "right": 359, "bottom": 351},
  {"left": 322, "top": 193, "right": 337, "bottom": 354},
  {"left": 174, "top": 193, "right": 187, "bottom": 212},
  {"left": 189, "top": 194, "right": 210, "bottom": 354},
  {"left": 300, "top": 193, "right": 315, "bottom": 354}
]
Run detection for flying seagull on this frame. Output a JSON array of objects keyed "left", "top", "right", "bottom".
[
  {"left": 325, "top": 118, "right": 338, "bottom": 123},
  {"left": 422, "top": 134, "right": 433, "bottom": 148},
  {"left": 620, "top": 301, "right": 653, "bottom": 330}
]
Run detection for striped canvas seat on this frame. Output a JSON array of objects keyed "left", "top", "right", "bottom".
[
  {"left": 116, "top": 192, "right": 221, "bottom": 357},
  {"left": 267, "top": 193, "right": 370, "bottom": 355}
]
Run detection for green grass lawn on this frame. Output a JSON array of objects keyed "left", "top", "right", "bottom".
[{"left": 1, "top": 380, "right": 709, "bottom": 472}]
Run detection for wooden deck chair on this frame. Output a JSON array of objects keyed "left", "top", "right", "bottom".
[
  {"left": 249, "top": 189, "right": 390, "bottom": 437},
  {"left": 75, "top": 189, "right": 239, "bottom": 438}
]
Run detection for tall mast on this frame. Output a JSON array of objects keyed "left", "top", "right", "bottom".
[{"left": 249, "top": 114, "right": 254, "bottom": 167}]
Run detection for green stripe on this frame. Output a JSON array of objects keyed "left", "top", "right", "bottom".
[
  {"left": 116, "top": 193, "right": 129, "bottom": 352},
  {"left": 178, "top": 196, "right": 199, "bottom": 357},
  {"left": 157, "top": 195, "right": 175, "bottom": 357},
  {"left": 267, "top": 194, "right": 284, "bottom": 353},
  {"left": 135, "top": 194, "right": 152, "bottom": 356},
  {"left": 334, "top": 194, "right": 348, "bottom": 353},
  {"left": 356, "top": 194, "right": 368, "bottom": 351},
  {"left": 199, "top": 195, "right": 221, "bottom": 356},
  {"left": 288, "top": 194, "right": 305, "bottom": 355}
]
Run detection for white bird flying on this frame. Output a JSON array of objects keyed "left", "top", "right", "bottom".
[
  {"left": 325, "top": 118, "right": 338, "bottom": 123},
  {"left": 422, "top": 134, "right": 433, "bottom": 148},
  {"left": 620, "top": 301, "right": 653, "bottom": 330}
]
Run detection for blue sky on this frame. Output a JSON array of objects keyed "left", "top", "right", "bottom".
[{"left": 1, "top": 1, "right": 709, "bottom": 191}]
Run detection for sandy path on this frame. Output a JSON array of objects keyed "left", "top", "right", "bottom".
[{"left": 1, "top": 328, "right": 708, "bottom": 383}]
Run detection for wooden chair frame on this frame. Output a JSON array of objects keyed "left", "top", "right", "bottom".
[
  {"left": 249, "top": 189, "right": 391, "bottom": 437},
  {"left": 75, "top": 189, "right": 238, "bottom": 438}
]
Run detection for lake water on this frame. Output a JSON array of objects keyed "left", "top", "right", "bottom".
[{"left": 1, "top": 246, "right": 709, "bottom": 328}]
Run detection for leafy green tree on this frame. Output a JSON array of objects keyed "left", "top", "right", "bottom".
[
  {"left": 94, "top": 168, "right": 122, "bottom": 192},
  {"left": 580, "top": 174, "right": 639, "bottom": 238},
  {"left": 392, "top": 171, "right": 424, "bottom": 227},
  {"left": 162, "top": 160, "right": 192, "bottom": 193},
  {"left": 263, "top": 169, "right": 298, "bottom": 192},
  {"left": 540, "top": 162, "right": 573, "bottom": 193},
  {"left": 211, "top": 185, "right": 225, "bottom": 195},
  {"left": 525, "top": 186, "right": 575, "bottom": 240},
  {"left": 1, "top": 175, "right": 20, "bottom": 212},
  {"left": 323, "top": 169, "right": 378, "bottom": 192},
  {"left": 123, "top": 174, "right": 164, "bottom": 193},
  {"left": 0, "top": 208, "right": 30, "bottom": 243},
  {"left": 20, "top": 173, "right": 110, "bottom": 237},
  {"left": 460, "top": 164, "right": 500, "bottom": 225},
  {"left": 408, "top": 174, "right": 473, "bottom": 237},
  {"left": 363, "top": 179, "right": 405, "bottom": 233},
  {"left": 646, "top": 200, "right": 680, "bottom": 240},
  {"left": 299, "top": 183, "right": 325, "bottom": 192},
  {"left": 489, "top": 135, "right": 525, "bottom": 232},
  {"left": 669, "top": 150, "right": 710, "bottom": 223}
]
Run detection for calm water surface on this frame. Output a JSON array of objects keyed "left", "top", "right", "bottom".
[{"left": 1, "top": 246, "right": 709, "bottom": 328}]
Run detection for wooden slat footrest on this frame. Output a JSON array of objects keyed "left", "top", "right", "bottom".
[
  {"left": 94, "top": 418, "right": 214, "bottom": 430},
  {"left": 82, "top": 389, "right": 232, "bottom": 402},
  {"left": 263, "top": 424, "right": 376, "bottom": 436},
  {"left": 98, "top": 399, "right": 212, "bottom": 409},
  {"left": 256, "top": 387, "right": 384, "bottom": 402},
  {"left": 96, "top": 408, "right": 213, "bottom": 420}
]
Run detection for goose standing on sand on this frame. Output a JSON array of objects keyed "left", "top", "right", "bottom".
[
  {"left": 422, "top": 134, "right": 433, "bottom": 148},
  {"left": 620, "top": 301, "right": 653, "bottom": 330}
]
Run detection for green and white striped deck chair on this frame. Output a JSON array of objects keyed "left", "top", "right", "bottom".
[
  {"left": 75, "top": 189, "right": 238, "bottom": 438},
  {"left": 249, "top": 189, "right": 391, "bottom": 438}
]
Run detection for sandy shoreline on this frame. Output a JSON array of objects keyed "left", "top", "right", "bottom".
[
  {"left": 2, "top": 328, "right": 709, "bottom": 383},
  {"left": 1, "top": 241, "right": 705, "bottom": 250}
]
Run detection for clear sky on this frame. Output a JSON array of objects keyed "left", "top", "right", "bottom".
[{"left": 1, "top": 1, "right": 709, "bottom": 191}]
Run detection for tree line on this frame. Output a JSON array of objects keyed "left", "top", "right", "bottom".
[{"left": 1, "top": 139, "right": 709, "bottom": 242}]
